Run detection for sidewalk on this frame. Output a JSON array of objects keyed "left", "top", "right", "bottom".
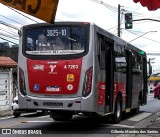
[
  {"left": 0, "top": 110, "right": 12, "bottom": 117},
  {"left": 118, "top": 112, "right": 160, "bottom": 137}
]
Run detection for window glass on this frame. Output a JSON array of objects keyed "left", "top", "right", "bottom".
[{"left": 25, "top": 27, "right": 86, "bottom": 55}]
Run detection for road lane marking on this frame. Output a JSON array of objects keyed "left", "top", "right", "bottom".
[
  {"left": 128, "top": 112, "right": 152, "bottom": 122},
  {"left": 101, "top": 124, "right": 134, "bottom": 128},
  {"left": 22, "top": 120, "right": 53, "bottom": 123}
]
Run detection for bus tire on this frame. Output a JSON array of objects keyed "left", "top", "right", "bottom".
[
  {"left": 50, "top": 110, "right": 73, "bottom": 121},
  {"left": 112, "top": 96, "right": 122, "bottom": 124},
  {"left": 13, "top": 112, "right": 21, "bottom": 117}
]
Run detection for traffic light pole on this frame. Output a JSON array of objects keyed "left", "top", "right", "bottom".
[{"left": 118, "top": 4, "right": 121, "bottom": 37}]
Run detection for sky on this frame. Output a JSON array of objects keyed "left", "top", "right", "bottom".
[{"left": 0, "top": 0, "right": 160, "bottom": 71}]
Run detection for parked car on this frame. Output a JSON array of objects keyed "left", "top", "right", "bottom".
[
  {"left": 11, "top": 96, "right": 48, "bottom": 117},
  {"left": 153, "top": 85, "right": 160, "bottom": 99}
]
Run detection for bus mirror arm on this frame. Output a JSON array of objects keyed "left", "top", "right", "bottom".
[{"left": 147, "top": 61, "right": 152, "bottom": 78}]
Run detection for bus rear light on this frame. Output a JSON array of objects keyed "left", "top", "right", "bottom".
[
  {"left": 82, "top": 22, "right": 89, "bottom": 25},
  {"left": 19, "top": 67, "right": 26, "bottom": 95},
  {"left": 98, "top": 82, "right": 106, "bottom": 106},
  {"left": 82, "top": 67, "right": 93, "bottom": 97}
]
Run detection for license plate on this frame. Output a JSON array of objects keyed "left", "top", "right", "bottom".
[
  {"left": 45, "top": 86, "right": 61, "bottom": 92},
  {"left": 43, "top": 102, "right": 63, "bottom": 106}
]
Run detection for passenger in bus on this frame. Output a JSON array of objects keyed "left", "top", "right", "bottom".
[
  {"left": 26, "top": 37, "right": 34, "bottom": 51},
  {"left": 53, "top": 37, "right": 65, "bottom": 50},
  {"left": 36, "top": 34, "right": 47, "bottom": 51}
]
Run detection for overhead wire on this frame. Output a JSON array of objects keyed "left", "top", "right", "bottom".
[
  {"left": 0, "top": 36, "right": 18, "bottom": 45},
  {"left": 0, "top": 20, "right": 19, "bottom": 30},
  {"left": 0, "top": 14, "right": 23, "bottom": 25},
  {"left": 90, "top": 0, "right": 118, "bottom": 12},
  {"left": 124, "top": 29, "right": 160, "bottom": 44},
  {"left": 6, "top": 6, "right": 39, "bottom": 23},
  {"left": 0, "top": 33, "right": 19, "bottom": 40},
  {"left": 123, "top": 5, "right": 160, "bottom": 20},
  {"left": 0, "top": 27, "right": 18, "bottom": 37}
]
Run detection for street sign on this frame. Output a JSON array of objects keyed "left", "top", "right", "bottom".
[{"left": 0, "top": 0, "right": 59, "bottom": 23}]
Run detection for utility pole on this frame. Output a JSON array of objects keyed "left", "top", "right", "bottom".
[{"left": 118, "top": 4, "right": 121, "bottom": 37}]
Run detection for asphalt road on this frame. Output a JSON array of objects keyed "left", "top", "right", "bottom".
[{"left": 0, "top": 93, "right": 160, "bottom": 137}]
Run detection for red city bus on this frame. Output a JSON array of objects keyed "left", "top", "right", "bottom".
[{"left": 18, "top": 22, "right": 151, "bottom": 123}]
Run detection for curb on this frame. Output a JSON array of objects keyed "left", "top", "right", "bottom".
[{"left": 0, "top": 110, "right": 13, "bottom": 118}]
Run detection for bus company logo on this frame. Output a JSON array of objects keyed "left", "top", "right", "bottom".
[
  {"left": 67, "top": 74, "right": 74, "bottom": 82},
  {"left": 33, "top": 64, "right": 44, "bottom": 71},
  {"left": 49, "top": 65, "right": 57, "bottom": 74},
  {"left": 33, "top": 84, "right": 40, "bottom": 91},
  {"left": 67, "top": 84, "right": 73, "bottom": 91}
]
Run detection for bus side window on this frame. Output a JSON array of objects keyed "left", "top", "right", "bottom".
[
  {"left": 96, "top": 34, "right": 106, "bottom": 70},
  {"left": 115, "top": 54, "right": 126, "bottom": 73},
  {"left": 114, "top": 44, "right": 126, "bottom": 73},
  {"left": 132, "top": 53, "right": 142, "bottom": 74},
  {"left": 137, "top": 55, "right": 143, "bottom": 73}
]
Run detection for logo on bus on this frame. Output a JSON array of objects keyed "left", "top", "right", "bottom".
[
  {"left": 45, "top": 86, "right": 61, "bottom": 92},
  {"left": 33, "top": 84, "right": 40, "bottom": 91},
  {"left": 67, "top": 74, "right": 74, "bottom": 82},
  {"left": 33, "top": 64, "right": 44, "bottom": 71},
  {"left": 67, "top": 84, "right": 73, "bottom": 91},
  {"left": 49, "top": 65, "right": 57, "bottom": 74}
]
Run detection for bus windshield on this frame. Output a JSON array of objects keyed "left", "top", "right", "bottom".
[{"left": 25, "top": 26, "right": 86, "bottom": 55}]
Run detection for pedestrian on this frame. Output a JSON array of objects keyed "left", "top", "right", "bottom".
[{"left": 153, "top": 84, "right": 160, "bottom": 99}]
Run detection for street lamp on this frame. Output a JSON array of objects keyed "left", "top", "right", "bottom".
[
  {"left": 129, "top": 31, "right": 157, "bottom": 43},
  {"left": 149, "top": 58, "right": 156, "bottom": 64}
]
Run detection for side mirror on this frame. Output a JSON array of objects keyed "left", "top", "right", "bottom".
[{"left": 18, "top": 30, "right": 22, "bottom": 37}]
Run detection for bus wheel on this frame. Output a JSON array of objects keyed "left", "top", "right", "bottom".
[
  {"left": 13, "top": 112, "right": 21, "bottom": 117},
  {"left": 112, "top": 96, "right": 122, "bottom": 124},
  {"left": 50, "top": 111, "right": 73, "bottom": 121}
]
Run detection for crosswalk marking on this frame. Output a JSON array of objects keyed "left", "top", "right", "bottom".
[{"left": 128, "top": 112, "right": 152, "bottom": 122}]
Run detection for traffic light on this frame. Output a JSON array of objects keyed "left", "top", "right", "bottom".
[{"left": 125, "top": 13, "right": 133, "bottom": 29}]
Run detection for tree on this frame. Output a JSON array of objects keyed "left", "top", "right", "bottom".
[{"left": 134, "top": 0, "right": 160, "bottom": 11}]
